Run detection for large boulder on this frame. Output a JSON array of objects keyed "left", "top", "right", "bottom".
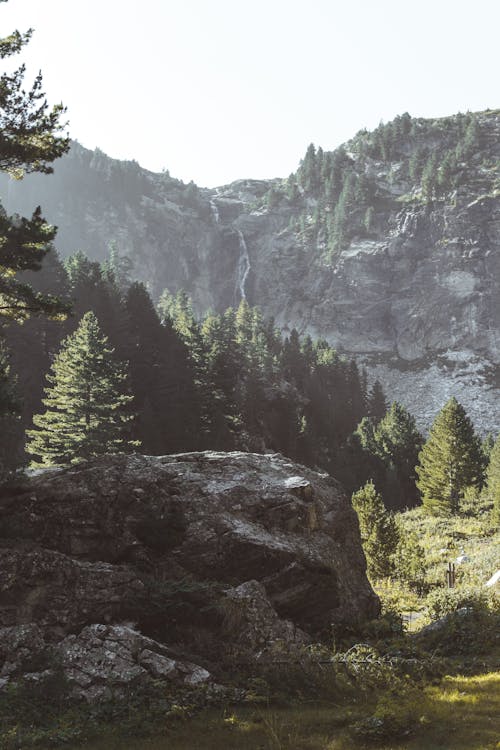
[
  {"left": 0, "top": 452, "right": 378, "bottom": 635},
  {"left": 0, "top": 452, "right": 378, "bottom": 699}
]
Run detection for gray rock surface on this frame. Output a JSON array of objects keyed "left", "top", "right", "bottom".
[
  {"left": 58, "top": 624, "right": 211, "bottom": 701},
  {"left": 0, "top": 622, "right": 212, "bottom": 701},
  {"left": 0, "top": 451, "right": 378, "bottom": 699}
]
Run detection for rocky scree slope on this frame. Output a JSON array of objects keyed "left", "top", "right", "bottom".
[
  {"left": 0, "top": 451, "right": 378, "bottom": 701},
  {"left": 1, "top": 111, "right": 499, "bottom": 431}
]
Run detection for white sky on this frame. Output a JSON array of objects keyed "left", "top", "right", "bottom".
[{"left": 2, "top": 0, "right": 499, "bottom": 187}]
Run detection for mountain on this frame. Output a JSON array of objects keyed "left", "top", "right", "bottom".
[{"left": 1, "top": 110, "right": 499, "bottom": 432}]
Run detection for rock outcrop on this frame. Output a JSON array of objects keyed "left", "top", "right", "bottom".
[{"left": 0, "top": 451, "right": 378, "bottom": 700}]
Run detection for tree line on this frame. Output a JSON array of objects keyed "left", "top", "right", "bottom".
[
  {"left": 1, "top": 245, "right": 387, "bottom": 482},
  {"left": 3, "top": 245, "right": 499, "bottom": 533}
]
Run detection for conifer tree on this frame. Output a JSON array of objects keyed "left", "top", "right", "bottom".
[
  {"left": 375, "top": 401, "right": 423, "bottom": 507},
  {"left": 485, "top": 434, "right": 500, "bottom": 523},
  {"left": 0, "top": 342, "right": 20, "bottom": 475},
  {"left": 416, "top": 397, "right": 484, "bottom": 516},
  {"left": 482, "top": 433, "right": 495, "bottom": 462},
  {"left": 368, "top": 380, "right": 387, "bottom": 421},
  {"left": 26, "top": 312, "right": 137, "bottom": 466},
  {"left": 0, "top": 1, "right": 69, "bottom": 320},
  {"left": 421, "top": 153, "right": 438, "bottom": 201},
  {"left": 351, "top": 480, "right": 399, "bottom": 579}
]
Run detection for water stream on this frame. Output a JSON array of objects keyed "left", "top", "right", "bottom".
[
  {"left": 209, "top": 198, "right": 220, "bottom": 224},
  {"left": 236, "top": 229, "right": 250, "bottom": 301}
]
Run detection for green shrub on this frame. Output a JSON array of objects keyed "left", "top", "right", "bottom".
[
  {"left": 419, "top": 589, "right": 500, "bottom": 656},
  {"left": 425, "top": 586, "right": 488, "bottom": 620}
]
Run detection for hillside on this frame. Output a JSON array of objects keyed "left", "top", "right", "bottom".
[{"left": 1, "top": 110, "right": 499, "bottom": 431}]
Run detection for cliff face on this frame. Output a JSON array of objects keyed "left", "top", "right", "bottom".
[{"left": 1, "top": 111, "right": 499, "bottom": 431}]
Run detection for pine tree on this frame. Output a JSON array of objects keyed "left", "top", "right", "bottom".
[
  {"left": 482, "top": 433, "right": 495, "bottom": 462},
  {"left": 0, "top": 342, "right": 20, "bottom": 475},
  {"left": 26, "top": 312, "right": 137, "bottom": 466},
  {"left": 408, "top": 146, "right": 427, "bottom": 182},
  {"left": 123, "top": 284, "right": 200, "bottom": 454},
  {"left": 375, "top": 401, "right": 424, "bottom": 508},
  {"left": 351, "top": 481, "right": 399, "bottom": 579},
  {"left": 416, "top": 397, "right": 484, "bottom": 516},
  {"left": 485, "top": 434, "right": 500, "bottom": 523},
  {"left": 421, "top": 153, "right": 438, "bottom": 201},
  {"left": 368, "top": 380, "right": 387, "bottom": 421},
  {"left": 0, "top": 2, "right": 69, "bottom": 320}
]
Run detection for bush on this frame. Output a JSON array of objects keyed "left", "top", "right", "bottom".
[
  {"left": 425, "top": 586, "right": 488, "bottom": 621},
  {"left": 419, "top": 589, "right": 500, "bottom": 656}
]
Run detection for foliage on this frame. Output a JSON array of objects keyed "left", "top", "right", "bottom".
[
  {"left": 392, "top": 526, "right": 427, "bottom": 592},
  {"left": 424, "top": 585, "right": 495, "bottom": 621},
  {"left": 0, "top": 341, "right": 20, "bottom": 476},
  {"left": 352, "top": 481, "right": 399, "bottom": 579},
  {"left": 416, "top": 397, "right": 484, "bottom": 515},
  {"left": 485, "top": 432, "right": 500, "bottom": 522},
  {"left": 26, "top": 311, "right": 138, "bottom": 465},
  {"left": 0, "top": 1, "right": 70, "bottom": 321},
  {"left": 394, "top": 503, "right": 498, "bottom": 591},
  {"left": 355, "top": 401, "right": 423, "bottom": 510},
  {"left": 419, "top": 591, "right": 500, "bottom": 656}
]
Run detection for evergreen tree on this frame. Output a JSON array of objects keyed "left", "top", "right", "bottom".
[
  {"left": 101, "top": 241, "right": 133, "bottom": 292},
  {"left": 408, "top": 146, "right": 426, "bottom": 182},
  {"left": 26, "top": 312, "right": 137, "bottom": 466},
  {"left": 125, "top": 282, "right": 199, "bottom": 454},
  {"left": 375, "top": 401, "right": 424, "bottom": 508},
  {"left": 201, "top": 307, "right": 241, "bottom": 447},
  {"left": 299, "top": 143, "right": 318, "bottom": 192},
  {"left": 416, "top": 397, "right": 484, "bottom": 516},
  {"left": 355, "top": 416, "right": 379, "bottom": 455},
  {"left": 482, "top": 433, "right": 495, "bottom": 463},
  {"left": 0, "top": 342, "right": 20, "bottom": 475},
  {"left": 367, "top": 380, "right": 387, "bottom": 421},
  {"left": 421, "top": 153, "right": 438, "bottom": 201},
  {"left": 437, "top": 150, "right": 457, "bottom": 194},
  {"left": 485, "top": 434, "right": 500, "bottom": 523},
  {"left": 0, "top": 2, "right": 69, "bottom": 320},
  {"left": 352, "top": 481, "right": 399, "bottom": 579}
]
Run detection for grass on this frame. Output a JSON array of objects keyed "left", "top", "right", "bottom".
[
  {"left": 374, "top": 501, "right": 499, "bottom": 624},
  {"left": 64, "top": 671, "right": 500, "bottom": 750}
]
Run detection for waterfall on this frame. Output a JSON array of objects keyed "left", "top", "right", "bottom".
[
  {"left": 236, "top": 229, "right": 250, "bottom": 301},
  {"left": 210, "top": 198, "right": 220, "bottom": 224}
]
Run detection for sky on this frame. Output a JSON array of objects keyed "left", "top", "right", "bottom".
[{"left": 2, "top": 0, "right": 500, "bottom": 187}]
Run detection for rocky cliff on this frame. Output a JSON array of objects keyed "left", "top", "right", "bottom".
[
  {"left": 1, "top": 110, "right": 499, "bottom": 431},
  {"left": 0, "top": 451, "right": 378, "bottom": 700}
]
